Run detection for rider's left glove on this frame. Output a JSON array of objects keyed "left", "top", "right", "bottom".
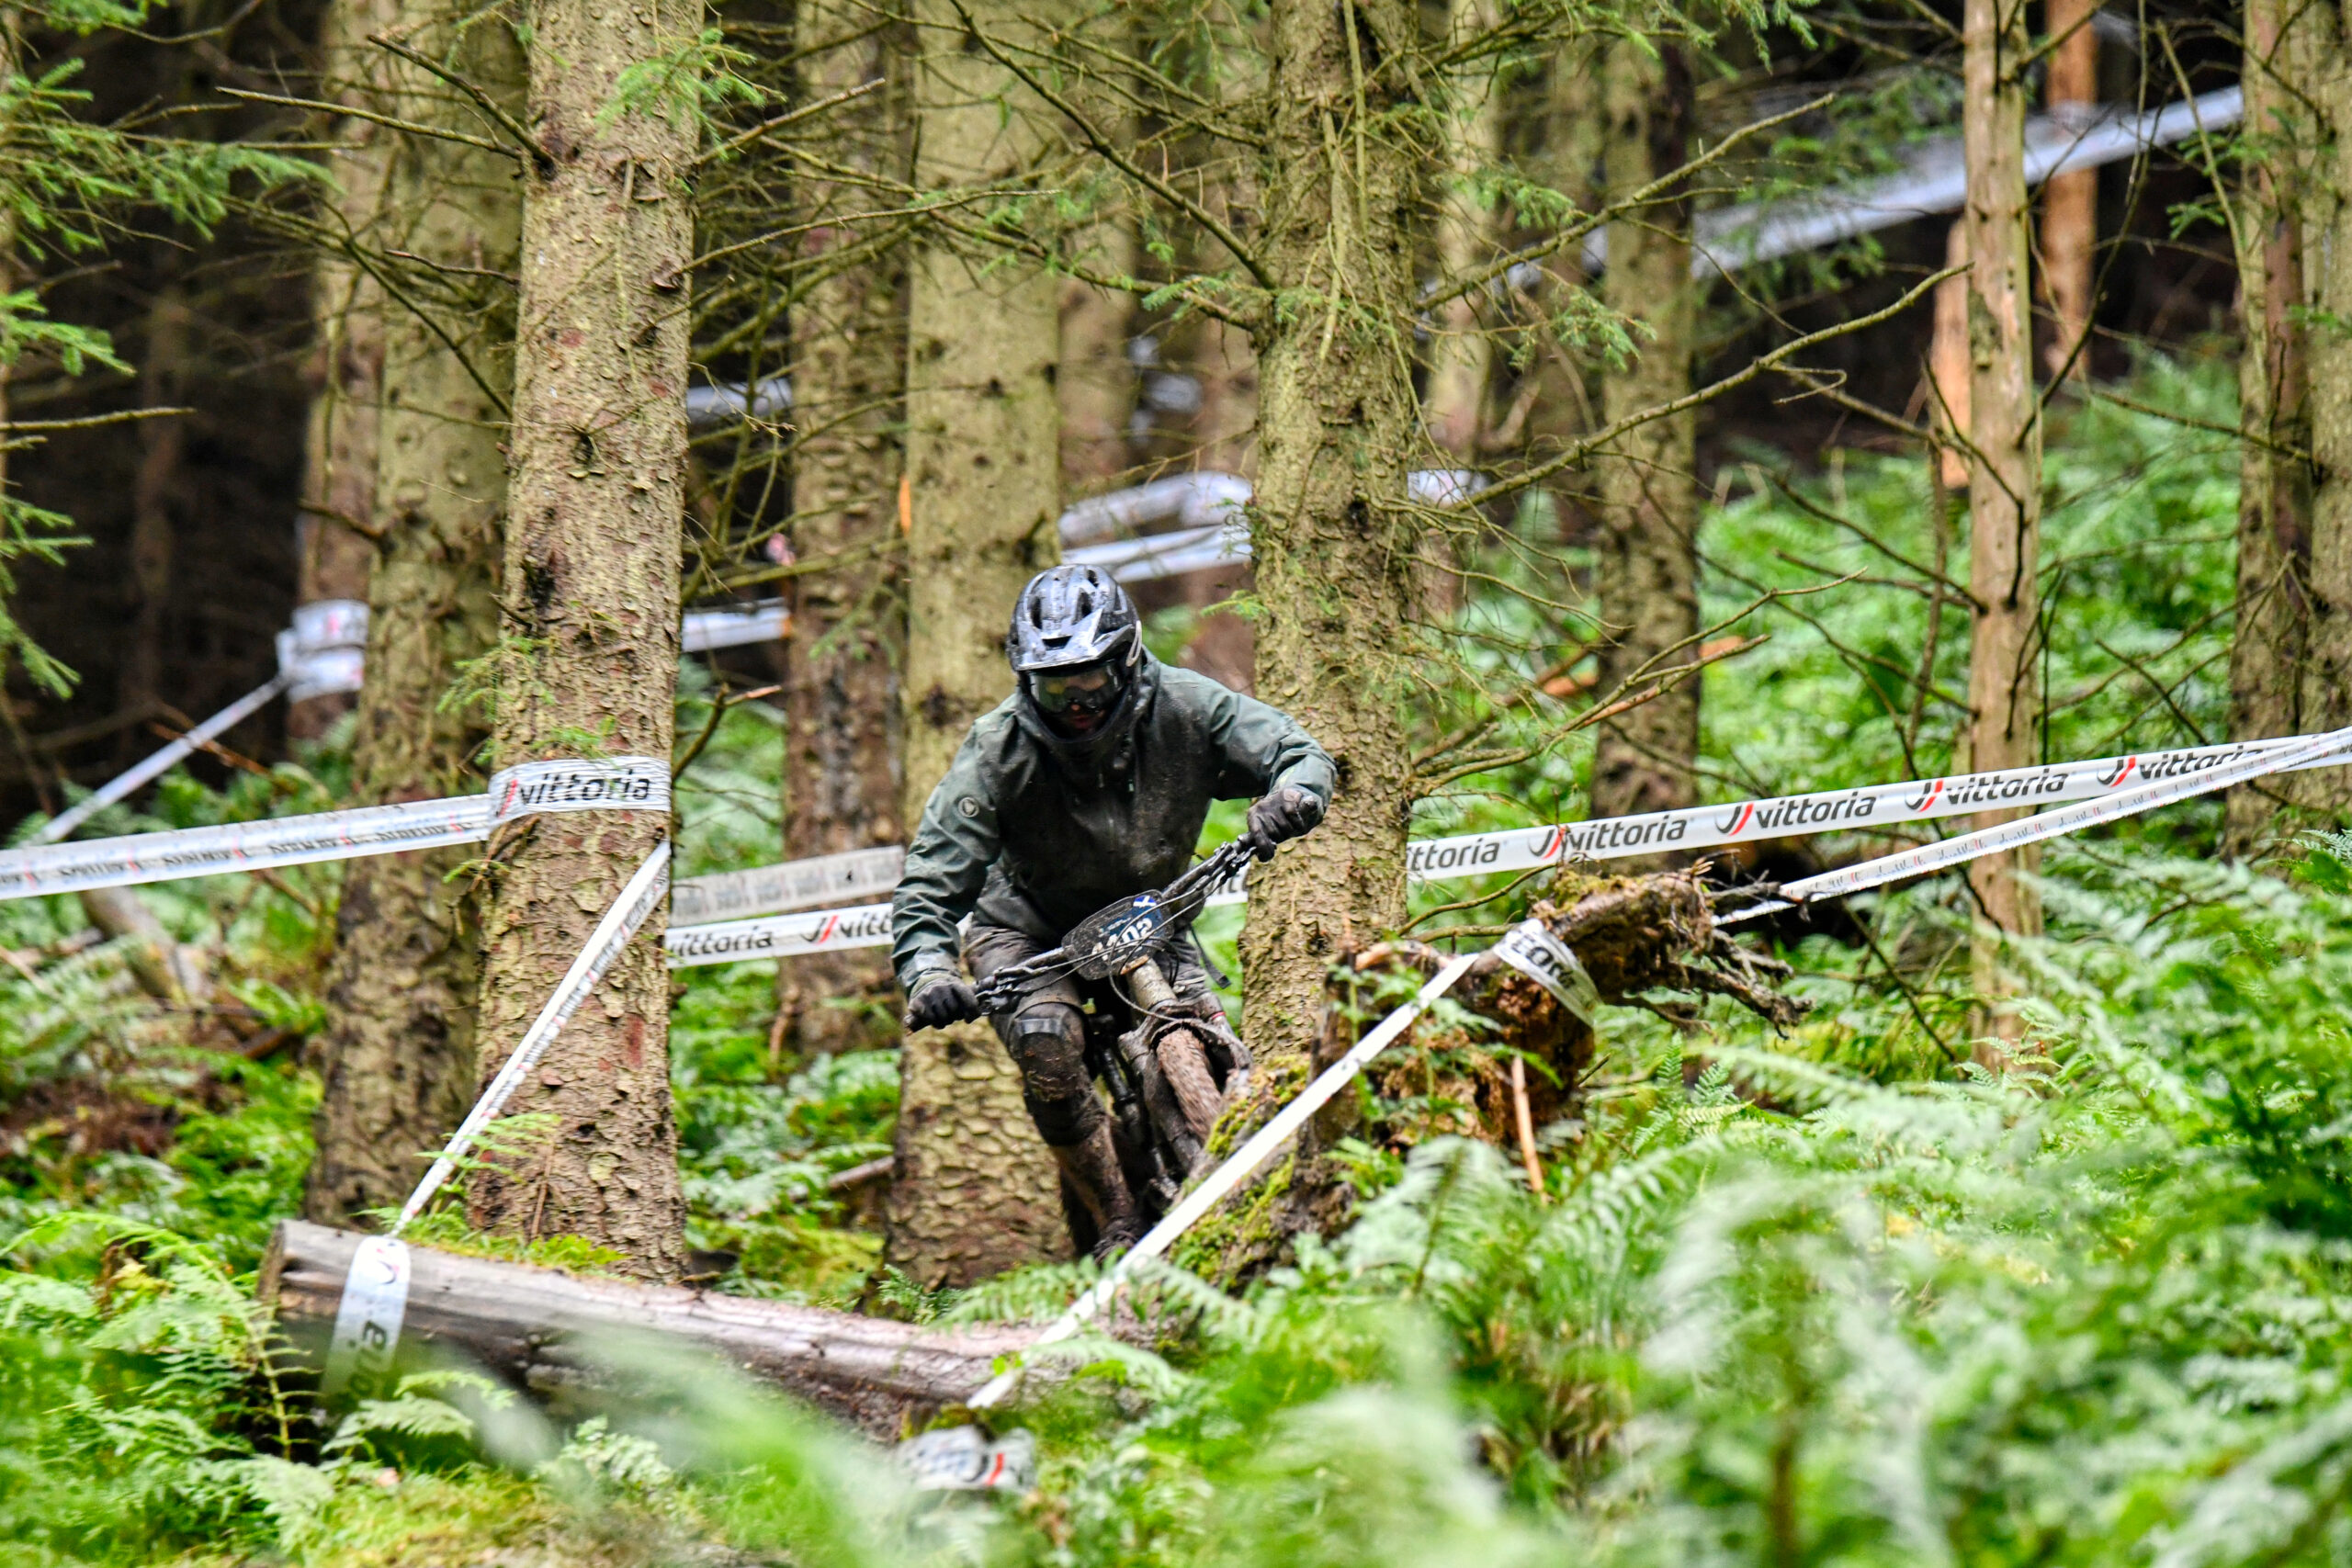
[
  {"left": 1245, "top": 784, "right": 1324, "bottom": 862},
  {"left": 905, "top": 974, "right": 982, "bottom": 1031}
]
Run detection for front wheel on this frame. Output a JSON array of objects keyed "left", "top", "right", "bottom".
[{"left": 1156, "top": 1027, "right": 1226, "bottom": 1151}]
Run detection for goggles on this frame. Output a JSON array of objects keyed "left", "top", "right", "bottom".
[{"left": 1031, "top": 662, "right": 1120, "bottom": 716}]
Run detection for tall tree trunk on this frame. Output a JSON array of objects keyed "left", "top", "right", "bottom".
[
  {"left": 1238, "top": 0, "right": 1422, "bottom": 1083},
  {"left": 1589, "top": 35, "right": 1700, "bottom": 823},
  {"left": 1962, "top": 0, "right": 2043, "bottom": 1054},
  {"left": 886, "top": 0, "right": 1069, "bottom": 1286},
  {"left": 1060, "top": 217, "right": 1136, "bottom": 491},
  {"left": 2267, "top": 4, "right": 2352, "bottom": 820},
  {"left": 288, "top": 0, "right": 393, "bottom": 741},
  {"left": 1928, "top": 220, "right": 1973, "bottom": 491},
  {"left": 464, "top": 0, "right": 699, "bottom": 1279},
  {"left": 2039, "top": 0, "right": 2097, "bottom": 381},
  {"left": 776, "top": 0, "right": 908, "bottom": 1061},
  {"left": 1423, "top": 0, "right": 1501, "bottom": 462},
  {"left": 122, "top": 281, "right": 187, "bottom": 751},
  {"left": 2224, "top": 0, "right": 2324, "bottom": 853},
  {"left": 304, "top": 4, "right": 521, "bottom": 1225}
]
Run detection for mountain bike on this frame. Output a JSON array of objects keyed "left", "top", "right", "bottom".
[{"left": 971, "top": 838, "right": 1258, "bottom": 1233}]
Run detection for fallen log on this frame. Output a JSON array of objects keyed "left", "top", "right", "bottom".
[{"left": 261, "top": 1220, "right": 1038, "bottom": 1438}]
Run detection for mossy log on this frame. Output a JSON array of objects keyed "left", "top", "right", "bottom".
[
  {"left": 261, "top": 1220, "right": 1040, "bottom": 1438},
  {"left": 1182, "top": 868, "right": 1804, "bottom": 1282}
]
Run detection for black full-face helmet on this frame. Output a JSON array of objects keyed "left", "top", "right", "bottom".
[{"left": 1007, "top": 566, "right": 1144, "bottom": 734}]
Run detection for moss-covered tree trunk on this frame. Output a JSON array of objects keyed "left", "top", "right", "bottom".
[
  {"left": 288, "top": 0, "right": 396, "bottom": 739},
  {"left": 1960, "top": 0, "right": 2042, "bottom": 971},
  {"left": 777, "top": 0, "right": 907, "bottom": 1059},
  {"left": 1237, "top": 0, "right": 1423, "bottom": 1089},
  {"left": 2231, "top": 0, "right": 2352, "bottom": 847},
  {"left": 884, "top": 0, "right": 1069, "bottom": 1286},
  {"left": 463, "top": 0, "right": 699, "bottom": 1278},
  {"left": 1589, "top": 34, "right": 1699, "bottom": 824},
  {"left": 2226, "top": 0, "right": 2324, "bottom": 853},
  {"left": 305, "top": 7, "right": 520, "bottom": 1225}
]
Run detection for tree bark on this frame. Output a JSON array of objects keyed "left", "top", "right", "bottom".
[
  {"left": 122, "top": 282, "right": 187, "bottom": 753},
  {"left": 1928, "top": 220, "right": 1973, "bottom": 491},
  {"left": 288, "top": 0, "right": 397, "bottom": 740},
  {"left": 1238, "top": 0, "right": 1424, "bottom": 1077},
  {"left": 465, "top": 0, "right": 700, "bottom": 1279},
  {"left": 2039, "top": 0, "right": 2097, "bottom": 382},
  {"left": 1962, "top": 0, "right": 2043, "bottom": 1054},
  {"left": 1589, "top": 35, "right": 1700, "bottom": 824},
  {"left": 2225, "top": 0, "right": 2325, "bottom": 853},
  {"left": 1059, "top": 214, "right": 1136, "bottom": 491},
  {"left": 2256, "top": 0, "right": 2352, "bottom": 831},
  {"left": 305, "top": 6, "right": 521, "bottom": 1225},
  {"left": 887, "top": 0, "right": 1069, "bottom": 1285},
  {"left": 777, "top": 0, "right": 908, "bottom": 1060},
  {"left": 262, "top": 1220, "right": 1043, "bottom": 1437},
  {"left": 1423, "top": 0, "right": 1502, "bottom": 463}
]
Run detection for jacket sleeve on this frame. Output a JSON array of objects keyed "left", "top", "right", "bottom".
[
  {"left": 889, "top": 724, "right": 1002, "bottom": 993},
  {"left": 1186, "top": 670, "right": 1338, "bottom": 807}
]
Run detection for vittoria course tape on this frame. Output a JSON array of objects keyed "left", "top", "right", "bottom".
[
  {"left": 1403, "top": 732, "right": 2352, "bottom": 884},
  {"left": 320, "top": 1235, "right": 412, "bottom": 1400},
  {"left": 1492, "top": 919, "right": 1600, "bottom": 1022},
  {"left": 663, "top": 899, "right": 892, "bottom": 968},
  {"left": 4, "top": 758, "right": 668, "bottom": 902},
  {"left": 393, "top": 840, "right": 673, "bottom": 1232},
  {"left": 1718, "top": 723, "right": 2352, "bottom": 926},
  {"left": 670, "top": 844, "right": 904, "bottom": 926},
  {"left": 965, "top": 945, "right": 1487, "bottom": 1412}
]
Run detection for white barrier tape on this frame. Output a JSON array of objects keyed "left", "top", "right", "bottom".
[
  {"left": 1719, "top": 724, "right": 2352, "bottom": 926},
  {"left": 968, "top": 944, "right": 1486, "bottom": 1410},
  {"left": 1492, "top": 919, "right": 1600, "bottom": 1022},
  {"left": 899, "top": 1426, "right": 1037, "bottom": 1492},
  {"left": 672, "top": 844, "right": 903, "bottom": 925},
  {"left": 393, "top": 840, "right": 673, "bottom": 1232},
  {"left": 43, "top": 595, "right": 771, "bottom": 850},
  {"left": 663, "top": 898, "right": 891, "bottom": 968},
  {"left": 38, "top": 672, "right": 295, "bottom": 844},
  {"left": 485, "top": 756, "right": 669, "bottom": 824},
  {"left": 320, "top": 1234, "right": 411, "bottom": 1400},
  {"left": 1403, "top": 732, "right": 2352, "bottom": 883},
  {"left": 6, "top": 758, "right": 666, "bottom": 902},
  {"left": 682, "top": 598, "right": 790, "bottom": 652}
]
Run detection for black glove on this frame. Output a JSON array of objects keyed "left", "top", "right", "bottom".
[
  {"left": 1245, "top": 784, "right": 1323, "bottom": 862},
  {"left": 905, "top": 975, "right": 981, "bottom": 1032}
]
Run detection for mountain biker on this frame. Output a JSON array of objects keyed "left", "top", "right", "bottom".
[{"left": 890, "top": 565, "right": 1335, "bottom": 1258}]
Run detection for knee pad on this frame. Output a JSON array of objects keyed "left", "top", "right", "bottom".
[{"left": 1007, "top": 1005, "right": 1089, "bottom": 1100}]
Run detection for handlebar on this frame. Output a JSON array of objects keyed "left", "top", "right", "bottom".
[{"left": 969, "top": 837, "right": 1258, "bottom": 1014}]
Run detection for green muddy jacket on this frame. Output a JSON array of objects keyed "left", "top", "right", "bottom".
[{"left": 890, "top": 658, "right": 1335, "bottom": 993}]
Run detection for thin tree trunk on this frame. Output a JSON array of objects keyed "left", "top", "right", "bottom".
[
  {"left": 304, "top": 5, "right": 520, "bottom": 1225},
  {"left": 465, "top": 0, "right": 700, "bottom": 1279},
  {"left": 2039, "top": 0, "right": 2097, "bottom": 382},
  {"left": 777, "top": 0, "right": 908, "bottom": 1061},
  {"left": 288, "top": 0, "right": 394, "bottom": 741},
  {"left": 1235, "top": 0, "right": 1422, "bottom": 1121},
  {"left": 1928, "top": 220, "right": 1972, "bottom": 491},
  {"left": 1170, "top": 190, "right": 1260, "bottom": 693},
  {"left": 122, "top": 282, "right": 187, "bottom": 751},
  {"left": 1059, "top": 217, "right": 1136, "bottom": 491},
  {"left": 1589, "top": 35, "right": 1700, "bottom": 824},
  {"left": 1423, "top": 0, "right": 1501, "bottom": 462},
  {"left": 2277, "top": 6, "right": 2352, "bottom": 812},
  {"left": 2224, "top": 0, "right": 2323, "bottom": 854},
  {"left": 887, "top": 0, "right": 1069, "bottom": 1286},
  {"left": 1962, "top": 0, "right": 2043, "bottom": 1054}
]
